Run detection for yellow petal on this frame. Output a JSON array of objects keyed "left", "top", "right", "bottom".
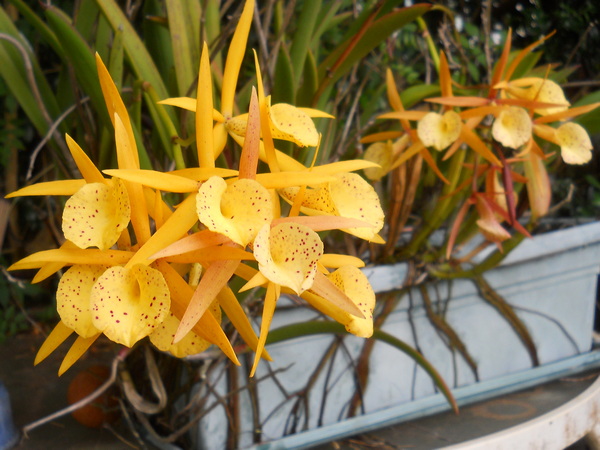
[
  {"left": 155, "top": 260, "right": 240, "bottom": 365},
  {"left": 268, "top": 103, "right": 319, "bottom": 147},
  {"left": 62, "top": 178, "right": 130, "bottom": 250},
  {"left": 149, "top": 308, "right": 217, "bottom": 358},
  {"left": 169, "top": 167, "right": 239, "bottom": 180},
  {"left": 90, "top": 264, "right": 171, "bottom": 347},
  {"left": 524, "top": 150, "right": 551, "bottom": 219},
  {"left": 5, "top": 179, "right": 86, "bottom": 198},
  {"left": 250, "top": 281, "right": 280, "bottom": 377},
  {"left": 197, "top": 41, "right": 215, "bottom": 168},
  {"left": 253, "top": 223, "right": 323, "bottom": 294},
  {"left": 103, "top": 169, "right": 200, "bottom": 193},
  {"left": 254, "top": 171, "right": 336, "bottom": 189},
  {"left": 556, "top": 122, "right": 593, "bottom": 165},
  {"left": 221, "top": 0, "right": 255, "bottom": 116},
  {"left": 197, "top": 176, "right": 273, "bottom": 246},
  {"left": 96, "top": 54, "right": 138, "bottom": 167},
  {"left": 329, "top": 173, "right": 384, "bottom": 241},
  {"left": 126, "top": 194, "right": 198, "bottom": 267},
  {"left": 57, "top": 265, "right": 107, "bottom": 338},
  {"left": 509, "top": 78, "right": 570, "bottom": 116},
  {"left": 320, "top": 254, "right": 365, "bottom": 268},
  {"left": 65, "top": 135, "right": 105, "bottom": 184},
  {"left": 417, "top": 111, "right": 462, "bottom": 150},
  {"left": 363, "top": 142, "right": 393, "bottom": 181},
  {"left": 492, "top": 107, "right": 532, "bottom": 149},
  {"left": 9, "top": 248, "right": 133, "bottom": 271},
  {"left": 34, "top": 320, "right": 73, "bottom": 365},
  {"left": 58, "top": 334, "right": 101, "bottom": 376},
  {"left": 475, "top": 196, "right": 511, "bottom": 243},
  {"left": 327, "top": 266, "right": 375, "bottom": 337},
  {"left": 173, "top": 259, "right": 239, "bottom": 343}
]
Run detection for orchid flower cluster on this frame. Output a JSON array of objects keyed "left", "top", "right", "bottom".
[
  {"left": 6, "top": 0, "right": 384, "bottom": 376},
  {"left": 363, "top": 30, "right": 599, "bottom": 257}
]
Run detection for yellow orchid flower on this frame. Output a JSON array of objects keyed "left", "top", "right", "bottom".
[
  {"left": 253, "top": 222, "right": 324, "bottom": 294},
  {"left": 491, "top": 106, "right": 533, "bottom": 150},
  {"left": 417, "top": 111, "right": 462, "bottom": 151},
  {"left": 279, "top": 173, "right": 385, "bottom": 243}
]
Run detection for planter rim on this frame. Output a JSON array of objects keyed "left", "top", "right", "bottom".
[{"left": 363, "top": 221, "right": 600, "bottom": 295}]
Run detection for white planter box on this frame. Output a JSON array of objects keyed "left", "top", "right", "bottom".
[{"left": 195, "top": 222, "right": 600, "bottom": 449}]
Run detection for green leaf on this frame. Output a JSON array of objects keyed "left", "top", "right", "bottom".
[
  {"left": 400, "top": 84, "right": 440, "bottom": 109},
  {"left": 166, "top": 0, "right": 200, "bottom": 97},
  {"left": 44, "top": 5, "right": 111, "bottom": 128},
  {"left": 0, "top": 6, "right": 63, "bottom": 139},
  {"left": 267, "top": 320, "right": 458, "bottom": 414},
  {"left": 289, "top": 0, "right": 321, "bottom": 85},
  {"left": 296, "top": 49, "right": 318, "bottom": 107},
  {"left": 94, "top": 0, "right": 176, "bottom": 123},
  {"left": 316, "top": 4, "right": 432, "bottom": 94},
  {"left": 272, "top": 44, "right": 295, "bottom": 105},
  {"left": 573, "top": 90, "right": 600, "bottom": 135}
]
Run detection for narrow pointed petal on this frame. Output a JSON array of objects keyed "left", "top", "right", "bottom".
[
  {"left": 308, "top": 271, "right": 364, "bottom": 318},
  {"left": 297, "top": 108, "right": 334, "bottom": 119},
  {"left": 272, "top": 215, "right": 372, "bottom": 231},
  {"left": 155, "top": 260, "right": 240, "bottom": 365},
  {"left": 169, "top": 167, "right": 238, "bottom": 180},
  {"left": 103, "top": 169, "right": 200, "bottom": 193},
  {"left": 173, "top": 259, "right": 239, "bottom": 344},
  {"left": 58, "top": 334, "right": 101, "bottom": 376},
  {"left": 34, "top": 321, "right": 73, "bottom": 365},
  {"left": 310, "top": 160, "right": 380, "bottom": 175},
  {"left": 197, "top": 41, "right": 215, "bottom": 168},
  {"left": 163, "top": 246, "right": 254, "bottom": 264},
  {"left": 379, "top": 111, "right": 428, "bottom": 121},
  {"left": 255, "top": 172, "right": 335, "bottom": 188},
  {"left": 221, "top": 0, "right": 255, "bottom": 116},
  {"left": 127, "top": 194, "right": 198, "bottom": 267},
  {"left": 253, "top": 51, "right": 280, "bottom": 173},
  {"left": 150, "top": 309, "right": 217, "bottom": 358},
  {"left": 96, "top": 54, "right": 137, "bottom": 166},
  {"left": 65, "top": 135, "right": 105, "bottom": 183},
  {"left": 238, "top": 88, "right": 260, "bottom": 179},
  {"left": 439, "top": 52, "right": 453, "bottom": 98},
  {"left": 217, "top": 286, "right": 271, "bottom": 360},
  {"left": 9, "top": 248, "right": 133, "bottom": 271},
  {"left": 524, "top": 151, "right": 551, "bottom": 219},
  {"left": 254, "top": 223, "right": 323, "bottom": 294},
  {"left": 475, "top": 196, "right": 511, "bottom": 243},
  {"left": 460, "top": 127, "right": 502, "bottom": 166},
  {"left": 62, "top": 178, "right": 130, "bottom": 250},
  {"left": 150, "top": 230, "right": 229, "bottom": 260},
  {"left": 91, "top": 265, "right": 171, "bottom": 347},
  {"left": 5, "top": 180, "right": 86, "bottom": 198},
  {"left": 327, "top": 266, "right": 375, "bottom": 337},
  {"left": 535, "top": 102, "right": 600, "bottom": 124},
  {"left": 360, "top": 131, "right": 404, "bottom": 144},
  {"left": 57, "top": 265, "right": 107, "bottom": 338},
  {"left": 250, "top": 282, "right": 280, "bottom": 377},
  {"left": 320, "top": 254, "right": 365, "bottom": 268},
  {"left": 239, "top": 270, "right": 269, "bottom": 292}
]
